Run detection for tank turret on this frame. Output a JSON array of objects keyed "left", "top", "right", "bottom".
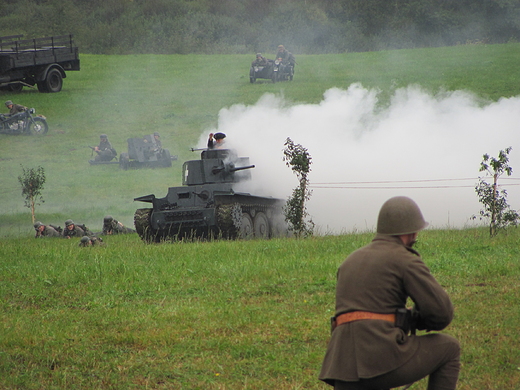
[{"left": 134, "top": 149, "right": 287, "bottom": 242}]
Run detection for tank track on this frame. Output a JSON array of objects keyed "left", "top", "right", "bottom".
[
  {"left": 216, "top": 203, "right": 242, "bottom": 239},
  {"left": 134, "top": 208, "right": 159, "bottom": 243}
]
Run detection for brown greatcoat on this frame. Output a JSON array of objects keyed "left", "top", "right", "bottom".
[{"left": 319, "top": 234, "right": 454, "bottom": 385}]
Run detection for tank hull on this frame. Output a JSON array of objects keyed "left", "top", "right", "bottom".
[
  {"left": 134, "top": 186, "right": 286, "bottom": 242},
  {"left": 134, "top": 149, "right": 287, "bottom": 242}
]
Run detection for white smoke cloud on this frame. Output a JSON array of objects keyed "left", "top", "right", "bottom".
[{"left": 198, "top": 84, "right": 520, "bottom": 234}]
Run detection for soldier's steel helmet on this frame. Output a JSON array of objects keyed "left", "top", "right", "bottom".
[
  {"left": 154, "top": 132, "right": 160, "bottom": 137},
  {"left": 65, "top": 219, "right": 74, "bottom": 226},
  {"left": 100, "top": 134, "right": 108, "bottom": 138},
  {"left": 376, "top": 196, "right": 429, "bottom": 235},
  {"left": 5, "top": 100, "right": 13, "bottom": 107},
  {"left": 104, "top": 215, "right": 113, "bottom": 222},
  {"left": 34, "top": 221, "right": 43, "bottom": 229},
  {"left": 80, "top": 236, "right": 91, "bottom": 245},
  {"left": 214, "top": 132, "right": 226, "bottom": 140}
]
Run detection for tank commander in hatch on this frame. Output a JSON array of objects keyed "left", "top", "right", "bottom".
[
  {"left": 319, "top": 196, "right": 460, "bottom": 390},
  {"left": 34, "top": 221, "right": 60, "bottom": 238},
  {"left": 92, "top": 134, "right": 117, "bottom": 162},
  {"left": 207, "top": 132, "right": 226, "bottom": 149}
]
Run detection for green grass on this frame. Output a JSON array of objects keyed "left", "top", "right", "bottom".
[
  {"left": 1, "top": 43, "right": 520, "bottom": 389},
  {"left": 0, "top": 228, "right": 519, "bottom": 389},
  {"left": 1, "top": 43, "right": 520, "bottom": 236}
]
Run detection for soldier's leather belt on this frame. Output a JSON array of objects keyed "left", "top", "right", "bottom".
[{"left": 336, "top": 311, "right": 396, "bottom": 326}]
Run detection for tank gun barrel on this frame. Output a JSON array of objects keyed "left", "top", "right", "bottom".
[{"left": 211, "top": 164, "right": 255, "bottom": 175}]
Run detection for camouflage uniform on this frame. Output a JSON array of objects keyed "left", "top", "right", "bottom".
[
  {"left": 62, "top": 219, "right": 86, "bottom": 239},
  {"left": 79, "top": 235, "right": 104, "bottom": 247},
  {"left": 102, "top": 215, "right": 136, "bottom": 235},
  {"left": 34, "top": 222, "right": 60, "bottom": 238}
]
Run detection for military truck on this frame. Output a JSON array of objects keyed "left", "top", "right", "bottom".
[
  {"left": 134, "top": 148, "right": 287, "bottom": 242},
  {"left": 0, "top": 34, "right": 80, "bottom": 93}
]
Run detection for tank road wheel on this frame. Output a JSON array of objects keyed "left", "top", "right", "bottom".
[
  {"left": 239, "top": 213, "right": 254, "bottom": 239},
  {"left": 216, "top": 203, "right": 242, "bottom": 239},
  {"left": 253, "top": 212, "right": 270, "bottom": 239},
  {"left": 134, "top": 208, "right": 157, "bottom": 243},
  {"left": 27, "top": 117, "right": 49, "bottom": 135}
]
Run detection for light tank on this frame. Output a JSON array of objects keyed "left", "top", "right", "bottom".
[{"left": 133, "top": 148, "right": 287, "bottom": 242}]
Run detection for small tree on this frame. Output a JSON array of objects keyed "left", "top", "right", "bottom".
[
  {"left": 18, "top": 165, "right": 46, "bottom": 224},
  {"left": 474, "top": 147, "right": 519, "bottom": 237},
  {"left": 282, "top": 138, "right": 314, "bottom": 238}
]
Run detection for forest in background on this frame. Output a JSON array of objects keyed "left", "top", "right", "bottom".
[{"left": 1, "top": 0, "right": 520, "bottom": 54}]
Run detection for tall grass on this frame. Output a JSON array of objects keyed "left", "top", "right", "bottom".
[
  {"left": 0, "top": 228, "right": 519, "bottom": 389},
  {"left": 1, "top": 43, "right": 520, "bottom": 389}
]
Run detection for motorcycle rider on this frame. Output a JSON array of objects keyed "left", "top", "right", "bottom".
[
  {"left": 275, "top": 45, "right": 296, "bottom": 67},
  {"left": 4, "top": 100, "right": 26, "bottom": 117}
]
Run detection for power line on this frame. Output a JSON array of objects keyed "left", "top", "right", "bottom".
[{"left": 309, "top": 177, "right": 520, "bottom": 189}]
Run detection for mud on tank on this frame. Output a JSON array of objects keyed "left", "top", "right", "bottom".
[{"left": 133, "top": 148, "right": 287, "bottom": 242}]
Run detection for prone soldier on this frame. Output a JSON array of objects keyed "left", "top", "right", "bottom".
[
  {"left": 34, "top": 221, "right": 60, "bottom": 238},
  {"left": 102, "top": 215, "right": 136, "bottom": 235},
  {"left": 79, "top": 235, "right": 104, "bottom": 247},
  {"left": 62, "top": 219, "right": 91, "bottom": 239}
]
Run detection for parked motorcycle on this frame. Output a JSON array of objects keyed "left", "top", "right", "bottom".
[{"left": 0, "top": 108, "right": 48, "bottom": 135}]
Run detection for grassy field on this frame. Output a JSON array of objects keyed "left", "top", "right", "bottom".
[
  {"left": 1, "top": 228, "right": 519, "bottom": 389},
  {"left": 1, "top": 43, "right": 520, "bottom": 389},
  {"left": 1, "top": 43, "right": 519, "bottom": 236}
]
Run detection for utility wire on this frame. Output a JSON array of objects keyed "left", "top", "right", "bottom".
[{"left": 309, "top": 177, "right": 520, "bottom": 189}]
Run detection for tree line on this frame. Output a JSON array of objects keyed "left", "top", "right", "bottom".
[{"left": 1, "top": 0, "right": 519, "bottom": 55}]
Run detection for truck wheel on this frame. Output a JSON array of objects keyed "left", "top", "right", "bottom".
[
  {"left": 37, "top": 82, "right": 48, "bottom": 93},
  {"left": 27, "top": 117, "right": 49, "bottom": 135},
  {"left": 43, "top": 68, "right": 63, "bottom": 93},
  {"left": 8, "top": 83, "right": 23, "bottom": 92}
]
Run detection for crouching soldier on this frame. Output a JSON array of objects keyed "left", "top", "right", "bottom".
[
  {"left": 63, "top": 219, "right": 92, "bottom": 239},
  {"left": 79, "top": 236, "right": 105, "bottom": 247},
  {"left": 102, "top": 215, "right": 136, "bottom": 235},
  {"left": 34, "top": 221, "right": 60, "bottom": 238}
]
